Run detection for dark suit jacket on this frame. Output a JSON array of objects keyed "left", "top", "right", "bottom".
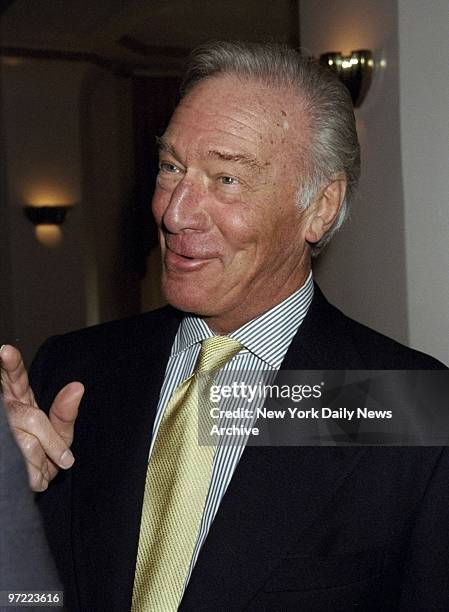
[
  {"left": 0, "top": 398, "right": 62, "bottom": 609},
  {"left": 30, "top": 287, "right": 449, "bottom": 611}
]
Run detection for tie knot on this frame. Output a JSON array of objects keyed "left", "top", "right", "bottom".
[{"left": 196, "top": 336, "right": 242, "bottom": 373}]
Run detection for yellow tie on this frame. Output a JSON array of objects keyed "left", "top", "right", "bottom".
[{"left": 132, "top": 336, "right": 242, "bottom": 612}]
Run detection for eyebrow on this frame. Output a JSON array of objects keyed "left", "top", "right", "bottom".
[
  {"left": 156, "top": 136, "right": 263, "bottom": 171},
  {"left": 156, "top": 135, "right": 177, "bottom": 157},
  {"left": 205, "top": 149, "right": 262, "bottom": 171}
]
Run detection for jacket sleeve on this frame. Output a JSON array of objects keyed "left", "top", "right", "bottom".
[{"left": 0, "top": 397, "right": 62, "bottom": 598}]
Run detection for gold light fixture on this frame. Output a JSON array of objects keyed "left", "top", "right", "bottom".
[
  {"left": 319, "top": 50, "right": 374, "bottom": 108},
  {"left": 23, "top": 205, "right": 71, "bottom": 248}
]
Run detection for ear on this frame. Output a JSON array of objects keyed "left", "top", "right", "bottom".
[{"left": 304, "top": 176, "right": 347, "bottom": 244}]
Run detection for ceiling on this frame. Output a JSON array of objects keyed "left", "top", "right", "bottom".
[{"left": 1, "top": 0, "right": 299, "bottom": 73}]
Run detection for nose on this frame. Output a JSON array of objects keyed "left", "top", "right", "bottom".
[{"left": 161, "top": 175, "right": 208, "bottom": 234}]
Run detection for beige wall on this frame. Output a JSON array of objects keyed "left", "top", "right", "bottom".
[
  {"left": 300, "top": 0, "right": 448, "bottom": 365},
  {"left": 79, "top": 66, "right": 138, "bottom": 326},
  {"left": 301, "top": 0, "right": 409, "bottom": 347},
  {"left": 0, "top": 67, "right": 14, "bottom": 343},
  {"left": 0, "top": 58, "right": 136, "bottom": 365},
  {"left": 398, "top": 0, "right": 449, "bottom": 365},
  {"left": 1, "top": 59, "right": 88, "bottom": 365}
]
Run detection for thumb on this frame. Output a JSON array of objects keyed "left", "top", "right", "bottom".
[{"left": 49, "top": 382, "right": 84, "bottom": 447}]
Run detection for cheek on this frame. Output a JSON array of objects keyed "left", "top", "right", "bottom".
[{"left": 213, "top": 203, "right": 261, "bottom": 255}]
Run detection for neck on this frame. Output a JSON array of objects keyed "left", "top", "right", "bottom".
[{"left": 204, "top": 268, "right": 311, "bottom": 334}]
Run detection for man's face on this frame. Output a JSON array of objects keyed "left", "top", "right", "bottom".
[{"left": 152, "top": 75, "right": 314, "bottom": 333}]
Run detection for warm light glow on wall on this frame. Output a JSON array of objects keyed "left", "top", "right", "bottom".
[
  {"left": 2, "top": 56, "right": 23, "bottom": 67},
  {"left": 24, "top": 185, "right": 75, "bottom": 207},
  {"left": 35, "top": 224, "right": 63, "bottom": 248}
]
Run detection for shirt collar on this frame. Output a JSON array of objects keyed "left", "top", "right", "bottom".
[{"left": 172, "top": 271, "right": 314, "bottom": 368}]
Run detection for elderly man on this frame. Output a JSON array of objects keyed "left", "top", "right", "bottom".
[{"left": 1, "top": 42, "right": 448, "bottom": 611}]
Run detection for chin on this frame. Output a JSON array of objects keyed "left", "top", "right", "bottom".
[{"left": 162, "top": 279, "right": 215, "bottom": 316}]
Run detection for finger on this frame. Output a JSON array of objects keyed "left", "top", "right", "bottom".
[
  {"left": 7, "top": 401, "right": 75, "bottom": 470},
  {"left": 26, "top": 462, "right": 49, "bottom": 492},
  {"left": 47, "top": 460, "right": 59, "bottom": 482},
  {"left": 11, "top": 429, "right": 50, "bottom": 492},
  {"left": 49, "top": 382, "right": 84, "bottom": 447},
  {"left": 12, "top": 428, "right": 49, "bottom": 473},
  {"left": 0, "top": 344, "right": 36, "bottom": 406}
]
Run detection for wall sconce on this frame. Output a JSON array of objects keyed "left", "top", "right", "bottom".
[
  {"left": 23, "top": 205, "right": 71, "bottom": 248},
  {"left": 319, "top": 50, "right": 374, "bottom": 108}
]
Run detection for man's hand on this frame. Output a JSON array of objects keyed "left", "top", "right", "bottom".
[{"left": 0, "top": 344, "right": 84, "bottom": 492}]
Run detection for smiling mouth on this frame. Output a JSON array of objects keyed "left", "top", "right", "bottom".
[
  {"left": 165, "top": 247, "right": 215, "bottom": 271},
  {"left": 168, "top": 248, "right": 205, "bottom": 260}
]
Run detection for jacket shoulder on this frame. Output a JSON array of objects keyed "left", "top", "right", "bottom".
[
  {"left": 38, "top": 306, "right": 180, "bottom": 355},
  {"left": 336, "top": 307, "right": 446, "bottom": 369},
  {"left": 29, "top": 306, "right": 182, "bottom": 396},
  {"left": 300, "top": 285, "right": 447, "bottom": 370}
]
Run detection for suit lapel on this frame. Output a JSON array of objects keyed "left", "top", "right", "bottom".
[
  {"left": 181, "top": 286, "right": 367, "bottom": 610},
  {"left": 72, "top": 308, "right": 181, "bottom": 611}
]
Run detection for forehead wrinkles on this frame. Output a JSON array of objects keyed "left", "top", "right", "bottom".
[
  {"left": 171, "top": 95, "right": 274, "bottom": 137},
  {"left": 166, "top": 96, "right": 297, "bottom": 165}
]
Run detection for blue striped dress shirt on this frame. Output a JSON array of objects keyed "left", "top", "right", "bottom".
[{"left": 149, "top": 271, "right": 314, "bottom": 591}]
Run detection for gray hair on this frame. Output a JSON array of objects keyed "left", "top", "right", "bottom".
[{"left": 180, "top": 41, "right": 361, "bottom": 254}]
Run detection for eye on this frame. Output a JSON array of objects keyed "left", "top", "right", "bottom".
[
  {"left": 219, "top": 176, "right": 239, "bottom": 186},
  {"left": 159, "top": 161, "right": 180, "bottom": 174}
]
